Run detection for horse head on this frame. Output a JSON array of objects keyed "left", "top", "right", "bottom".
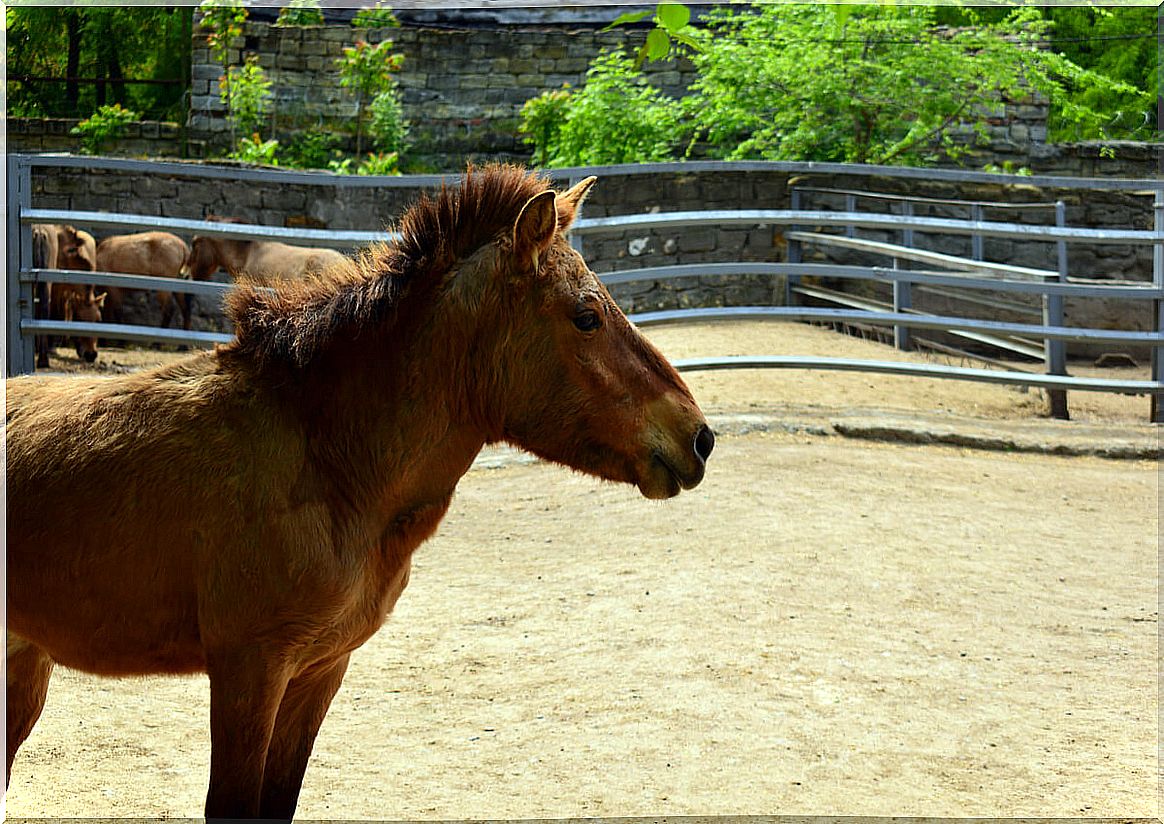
[
  {"left": 468, "top": 176, "right": 713, "bottom": 500},
  {"left": 62, "top": 286, "right": 106, "bottom": 363}
]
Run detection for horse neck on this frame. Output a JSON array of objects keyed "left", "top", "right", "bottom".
[
  {"left": 291, "top": 282, "right": 490, "bottom": 524},
  {"left": 217, "top": 238, "right": 254, "bottom": 274}
]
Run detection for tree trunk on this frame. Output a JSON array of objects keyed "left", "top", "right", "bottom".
[{"left": 65, "top": 10, "right": 82, "bottom": 115}]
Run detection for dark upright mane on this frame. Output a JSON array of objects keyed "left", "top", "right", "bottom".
[{"left": 224, "top": 164, "right": 555, "bottom": 369}]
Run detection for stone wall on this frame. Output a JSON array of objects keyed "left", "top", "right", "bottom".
[
  {"left": 189, "top": 16, "right": 694, "bottom": 170},
  {"left": 7, "top": 118, "right": 193, "bottom": 159},
  {"left": 24, "top": 159, "right": 1160, "bottom": 358}
]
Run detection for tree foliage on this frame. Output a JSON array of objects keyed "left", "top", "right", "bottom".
[
  {"left": 519, "top": 52, "right": 684, "bottom": 168},
  {"left": 336, "top": 38, "right": 406, "bottom": 156},
  {"left": 6, "top": 6, "right": 189, "bottom": 120},
  {"left": 524, "top": 3, "right": 1154, "bottom": 169}
]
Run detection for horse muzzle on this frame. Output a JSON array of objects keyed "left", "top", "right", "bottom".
[{"left": 640, "top": 423, "right": 715, "bottom": 500}]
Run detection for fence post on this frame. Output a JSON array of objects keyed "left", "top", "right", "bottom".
[
  {"left": 1152, "top": 190, "right": 1164, "bottom": 423},
  {"left": 6, "top": 155, "right": 37, "bottom": 377},
  {"left": 785, "top": 187, "right": 801, "bottom": 306},
  {"left": 970, "top": 203, "right": 984, "bottom": 261},
  {"left": 893, "top": 200, "right": 913, "bottom": 351},
  {"left": 1044, "top": 201, "right": 1069, "bottom": 420}
]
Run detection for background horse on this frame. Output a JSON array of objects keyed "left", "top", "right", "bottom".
[
  {"left": 6, "top": 165, "right": 714, "bottom": 820},
  {"left": 96, "top": 231, "right": 193, "bottom": 330},
  {"left": 32, "top": 224, "right": 103, "bottom": 366},
  {"left": 187, "top": 218, "right": 349, "bottom": 284}
]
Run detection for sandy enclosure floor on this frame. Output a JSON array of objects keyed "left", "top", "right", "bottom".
[{"left": 7, "top": 321, "right": 1159, "bottom": 818}]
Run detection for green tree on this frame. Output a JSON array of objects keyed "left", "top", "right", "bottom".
[
  {"left": 1039, "top": 6, "right": 1157, "bottom": 140},
  {"left": 6, "top": 6, "right": 189, "bottom": 121},
  {"left": 525, "top": 3, "right": 1151, "bottom": 169},
  {"left": 221, "top": 54, "right": 273, "bottom": 140},
  {"left": 683, "top": 4, "right": 1150, "bottom": 165},
  {"left": 336, "top": 38, "right": 405, "bottom": 156}
]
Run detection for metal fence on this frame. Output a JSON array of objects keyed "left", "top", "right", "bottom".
[{"left": 8, "top": 154, "right": 1164, "bottom": 421}]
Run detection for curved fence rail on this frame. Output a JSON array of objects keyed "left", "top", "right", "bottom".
[{"left": 8, "top": 154, "right": 1164, "bottom": 421}]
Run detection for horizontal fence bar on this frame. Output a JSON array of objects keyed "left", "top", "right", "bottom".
[
  {"left": 23, "top": 319, "right": 231, "bottom": 348},
  {"left": 672, "top": 356, "right": 1164, "bottom": 395},
  {"left": 17, "top": 154, "right": 1160, "bottom": 192},
  {"left": 790, "top": 186, "right": 1061, "bottom": 210},
  {"left": 575, "top": 209, "right": 1162, "bottom": 245},
  {"left": 600, "top": 262, "right": 1163, "bottom": 299},
  {"left": 629, "top": 306, "right": 1163, "bottom": 345},
  {"left": 22, "top": 209, "right": 395, "bottom": 249},
  {"left": 26, "top": 268, "right": 240, "bottom": 298},
  {"left": 786, "top": 231, "right": 1058, "bottom": 279}
]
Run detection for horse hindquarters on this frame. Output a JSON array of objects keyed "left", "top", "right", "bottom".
[{"left": 6, "top": 633, "right": 55, "bottom": 788}]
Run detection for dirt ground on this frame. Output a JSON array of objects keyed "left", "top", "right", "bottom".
[{"left": 6, "top": 322, "right": 1158, "bottom": 818}]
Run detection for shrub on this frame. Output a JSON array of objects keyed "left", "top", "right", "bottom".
[
  {"left": 275, "top": 0, "right": 324, "bottom": 27},
  {"left": 230, "top": 133, "right": 280, "bottom": 165},
  {"left": 281, "top": 131, "right": 345, "bottom": 169},
  {"left": 519, "top": 51, "right": 684, "bottom": 168},
  {"left": 71, "top": 103, "right": 140, "bottom": 155},
  {"left": 356, "top": 151, "right": 401, "bottom": 175},
  {"left": 352, "top": 3, "right": 399, "bottom": 29},
  {"left": 367, "top": 85, "right": 409, "bottom": 154}
]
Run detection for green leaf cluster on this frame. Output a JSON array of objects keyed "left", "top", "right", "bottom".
[
  {"left": 519, "top": 51, "right": 683, "bottom": 168},
  {"left": 352, "top": 4, "right": 400, "bottom": 29},
  {"left": 336, "top": 38, "right": 407, "bottom": 156},
  {"left": 275, "top": 0, "right": 325, "bottom": 28},
  {"left": 199, "top": 0, "right": 246, "bottom": 67},
  {"left": 219, "top": 54, "right": 273, "bottom": 139},
  {"left": 527, "top": 3, "right": 1154, "bottom": 169},
  {"left": 604, "top": 2, "right": 701, "bottom": 69},
  {"left": 70, "top": 103, "right": 140, "bottom": 155}
]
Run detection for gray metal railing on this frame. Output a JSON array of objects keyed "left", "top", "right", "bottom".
[
  {"left": 8, "top": 154, "right": 1164, "bottom": 421},
  {"left": 567, "top": 179, "right": 1164, "bottom": 422}
]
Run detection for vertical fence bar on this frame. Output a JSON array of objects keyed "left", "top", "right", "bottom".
[
  {"left": 844, "top": 193, "right": 856, "bottom": 239},
  {"left": 970, "top": 203, "right": 984, "bottom": 261},
  {"left": 785, "top": 187, "right": 802, "bottom": 306},
  {"left": 7, "top": 155, "right": 37, "bottom": 376},
  {"left": 1044, "top": 201, "right": 1069, "bottom": 420},
  {"left": 893, "top": 200, "right": 914, "bottom": 351},
  {"left": 1152, "top": 190, "right": 1164, "bottom": 423}
]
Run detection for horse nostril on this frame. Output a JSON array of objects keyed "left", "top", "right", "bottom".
[{"left": 693, "top": 424, "right": 715, "bottom": 463}]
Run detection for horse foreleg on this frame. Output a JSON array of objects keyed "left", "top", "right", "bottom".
[
  {"left": 6, "top": 633, "right": 55, "bottom": 788},
  {"left": 204, "top": 650, "right": 291, "bottom": 819},
  {"left": 259, "top": 653, "right": 351, "bottom": 820},
  {"left": 159, "top": 292, "right": 175, "bottom": 330}
]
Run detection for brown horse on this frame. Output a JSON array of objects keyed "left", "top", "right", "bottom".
[
  {"left": 96, "top": 231, "right": 193, "bottom": 330},
  {"left": 187, "top": 218, "right": 349, "bottom": 284},
  {"left": 6, "top": 165, "right": 714, "bottom": 820},
  {"left": 32, "top": 224, "right": 103, "bottom": 366}
]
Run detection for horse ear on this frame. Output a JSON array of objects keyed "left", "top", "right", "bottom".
[
  {"left": 560, "top": 176, "right": 597, "bottom": 208},
  {"left": 94, "top": 292, "right": 107, "bottom": 309},
  {"left": 512, "top": 189, "right": 558, "bottom": 271},
  {"left": 556, "top": 176, "right": 597, "bottom": 232}
]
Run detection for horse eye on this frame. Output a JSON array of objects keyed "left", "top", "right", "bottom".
[{"left": 573, "top": 310, "right": 602, "bottom": 333}]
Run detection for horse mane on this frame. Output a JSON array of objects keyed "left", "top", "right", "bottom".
[{"left": 224, "top": 164, "right": 562, "bottom": 370}]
